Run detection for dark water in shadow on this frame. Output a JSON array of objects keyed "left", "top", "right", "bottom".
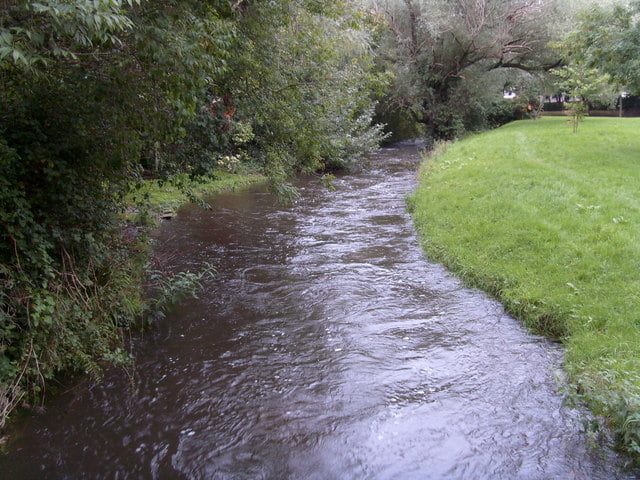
[{"left": 1, "top": 142, "right": 635, "bottom": 479}]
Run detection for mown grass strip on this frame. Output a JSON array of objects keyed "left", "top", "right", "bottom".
[{"left": 410, "top": 116, "right": 640, "bottom": 457}]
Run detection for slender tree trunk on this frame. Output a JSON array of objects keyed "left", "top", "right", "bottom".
[{"left": 619, "top": 94, "right": 623, "bottom": 118}]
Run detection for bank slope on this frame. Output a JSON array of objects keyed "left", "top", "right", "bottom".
[{"left": 410, "top": 116, "right": 640, "bottom": 457}]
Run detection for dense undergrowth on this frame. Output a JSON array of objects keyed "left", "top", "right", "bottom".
[
  {"left": 0, "top": 0, "right": 386, "bottom": 432},
  {"left": 0, "top": 167, "right": 262, "bottom": 434},
  {"left": 410, "top": 116, "right": 640, "bottom": 459}
]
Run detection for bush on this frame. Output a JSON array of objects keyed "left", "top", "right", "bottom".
[{"left": 485, "top": 99, "right": 521, "bottom": 127}]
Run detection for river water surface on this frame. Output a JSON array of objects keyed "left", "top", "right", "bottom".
[{"left": 1, "top": 143, "right": 634, "bottom": 479}]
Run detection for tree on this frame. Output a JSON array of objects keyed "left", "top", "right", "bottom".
[
  {"left": 0, "top": 0, "right": 149, "bottom": 428},
  {"left": 371, "top": 0, "right": 561, "bottom": 142},
  {"left": 551, "top": 64, "right": 613, "bottom": 132},
  {"left": 561, "top": 1, "right": 640, "bottom": 95},
  {"left": 220, "top": 0, "right": 386, "bottom": 171}
]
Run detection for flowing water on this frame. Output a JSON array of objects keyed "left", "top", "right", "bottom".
[{"left": 1, "top": 142, "right": 635, "bottom": 479}]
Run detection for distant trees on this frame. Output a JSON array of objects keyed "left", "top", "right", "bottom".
[
  {"left": 540, "top": 0, "right": 640, "bottom": 123},
  {"left": 560, "top": 1, "right": 640, "bottom": 95},
  {"left": 370, "top": 0, "right": 561, "bottom": 142}
]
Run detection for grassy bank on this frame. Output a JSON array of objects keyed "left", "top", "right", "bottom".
[
  {"left": 127, "top": 170, "right": 265, "bottom": 223},
  {"left": 410, "top": 116, "right": 640, "bottom": 457}
]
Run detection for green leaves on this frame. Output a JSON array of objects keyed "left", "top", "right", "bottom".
[
  {"left": 373, "top": 0, "right": 561, "bottom": 141},
  {"left": 550, "top": 64, "right": 614, "bottom": 132},
  {"left": 146, "top": 263, "right": 216, "bottom": 320},
  {"left": 560, "top": 1, "right": 640, "bottom": 94},
  {"left": 0, "top": 0, "right": 146, "bottom": 72},
  {"left": 0, "top": 0, "right": 385, "bottom": 428},
  {"left": 220, "top": 0, "right": 385, "bottom": 174}
]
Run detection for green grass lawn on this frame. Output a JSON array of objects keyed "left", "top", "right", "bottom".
[{"left": 410, "top": 116, "right": 640, "bottom": 456}]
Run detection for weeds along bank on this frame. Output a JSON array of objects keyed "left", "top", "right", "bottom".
[
  {"left": 0, "top": 170, "right": 263, "bottom": 437},
  {"left": 410, "top": 116, "right": 640, "bottom": 458}
]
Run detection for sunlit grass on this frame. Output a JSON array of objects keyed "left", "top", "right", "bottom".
[{"left": 410, "top": 116, "right": 640, "bottom": 455}]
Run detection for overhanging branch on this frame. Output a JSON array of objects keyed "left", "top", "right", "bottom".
[{"left": 491, "top": 58, "right": 563, "bottom": 73}]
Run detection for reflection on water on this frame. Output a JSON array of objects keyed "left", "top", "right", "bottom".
[{"left": 0, "top": 142, "right": 635, "bottom": 479}]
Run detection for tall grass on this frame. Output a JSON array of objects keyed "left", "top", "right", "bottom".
[{"left": 410, "top": 117, "right": 640, "bottom": 457}]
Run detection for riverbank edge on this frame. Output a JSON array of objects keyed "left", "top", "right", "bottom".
[
  {"left": 408, "top": 118, "right": 640, "bottom": 463},
  {"left": 127, "top": 170, "right": 266, "bottom": 225},
  {"left": 0, "top": 170, "right": 265, "bottom": 448}
]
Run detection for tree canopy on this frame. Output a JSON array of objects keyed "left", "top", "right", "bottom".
[
  {"left": 370, "top": 0, "right": 561, "bottom": 141},
  {"left": 560, "top": 0, "right": 640, "bottom": 94}
]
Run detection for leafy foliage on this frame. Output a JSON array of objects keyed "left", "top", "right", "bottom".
[
  {"left": 370, "top": 0, "right": 562, "bottom": 142},
  {"left": 145, "top": 264, "right": 216, "bottom": 321},
  {"left": 560, "top": 1, "right": 640, "bottom": 95},
  {"left": 219, "top": 0, "right": 387, "bottom": 175},
  {"left": 550, "top": 64, "right": 613, "bottom": 132},
  {"left": 0, "top": 0, "right": 140, "bottom": 69},
  {"left": 0, "top": 0, "right": 385, "bottom": 429}
]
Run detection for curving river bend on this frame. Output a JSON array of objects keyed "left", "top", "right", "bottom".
[{"left": 1, "top": 142, "right": 635, "bottom": 479}]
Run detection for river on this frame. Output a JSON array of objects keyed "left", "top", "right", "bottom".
[{"left": 0, "top": 142, "right": 634, "bottom": 479}]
